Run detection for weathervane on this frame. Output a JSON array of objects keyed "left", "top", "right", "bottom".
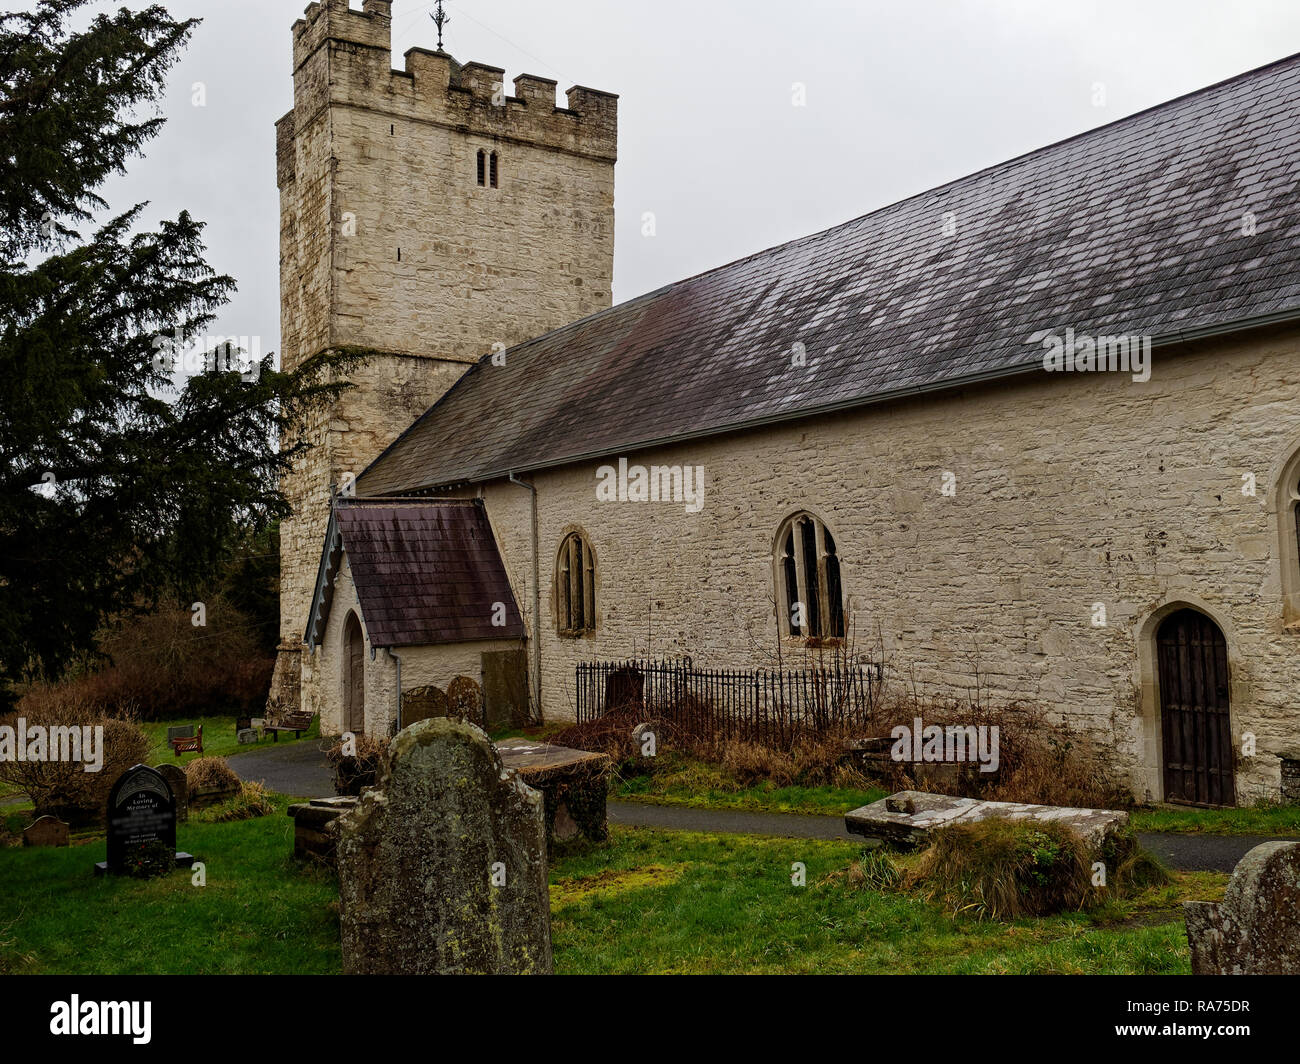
[{"left": 432, "top": 0, "right": 450, "bottom": 51}]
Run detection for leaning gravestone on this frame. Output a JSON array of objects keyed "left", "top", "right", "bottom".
[
  {"left": 22, "top": 815, "right": 69, "bottom": 848},
  {"left": 95, "top": 764, "right": 193, "bottom": 875},
  {"left": 154, "top": 763, "right": 188, "bottom": 823},
  {"left": 1184, "top": 841, "right": 1300, "bottom": 974},
  {"left": 332, "top": 717, "right": 552, "bottom": 974}
]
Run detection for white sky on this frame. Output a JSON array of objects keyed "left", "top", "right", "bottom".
[{"left": 17, "top": 0, "right": 1300, "bottom": 363}]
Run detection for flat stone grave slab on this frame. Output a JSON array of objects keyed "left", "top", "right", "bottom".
[
  {"left": 844, "top": 790, "right": 1129, "bottom": 851},
  {"left": 288, "top": 796, "right": 358, "bottom": 864},
  {"left": 495, "top": 739, "right": 610, "bottom": 845}
]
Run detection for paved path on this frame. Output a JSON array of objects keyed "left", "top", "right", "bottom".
[
  {"left": 221, "top": 744, "right": 1291, "bottom": 873},
  {"left": 227, "top": 739, "right": 334, "bottom": 798}
]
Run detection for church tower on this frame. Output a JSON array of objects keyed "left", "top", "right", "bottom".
[{"left": 269, "top": 0, "right": 618, "bottom": 717}]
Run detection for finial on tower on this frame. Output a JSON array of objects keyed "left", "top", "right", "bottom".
[{"left": 432, "top": 0, "right": 450, "bottom": 51}]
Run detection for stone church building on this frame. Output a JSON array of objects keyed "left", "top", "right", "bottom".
[{"left": 270, "top": 0, "right": 1300, "bottom": 806}]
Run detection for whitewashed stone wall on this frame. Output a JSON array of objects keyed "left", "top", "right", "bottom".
[
  {"left": 275, "top": 0, "right": 616, "bottom": 715},
  {"left": 310, "top": 554, "right": 523, "bottom": 736},
  {"left": 450, "top": 327, "right": 1300, "bottom": 803}
]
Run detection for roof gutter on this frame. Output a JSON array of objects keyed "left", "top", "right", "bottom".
[
  {"left": 508, "top": 471, "right": 543, "bottom": 724},
  {"left": 413, "top": 306, "right": 1300, "bottom": 488}
]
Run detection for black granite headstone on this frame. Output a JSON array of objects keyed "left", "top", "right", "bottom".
[{"left": 94, "top": 764, "right": 192, "bottom": 875}]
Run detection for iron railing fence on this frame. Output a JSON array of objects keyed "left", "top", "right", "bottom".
[{"left": 574, "top": 657, "right": 883, "bottom": 746}]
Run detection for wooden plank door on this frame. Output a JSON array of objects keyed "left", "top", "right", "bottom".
[
  {"left": 1157, "top": 609, "right": 1234, "bottom": 806},
  {"left": 345, "top": 613, "right": 365, "bottom": 735}
]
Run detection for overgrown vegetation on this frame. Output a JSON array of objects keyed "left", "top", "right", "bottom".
[
  {"left": 326, "top": 734, "right": 388, "bottom": 796},
  {"left": 0, "top": 695, "right": 148, "bottom": 824},
  {"left": 196, "top": 780, "right": 275, "bottom": 823},
  {"left": 898, "top": 820, "right": 1169, "bottom": 920},
  {"left": 557, "top": 682, "right": 1132, "bottom": 813},
  {"left": 17, "top": 597, "right": 274, "bottom": 721},
  {"left": 184, "top": 756, "right": 240, "bottom": 795}
]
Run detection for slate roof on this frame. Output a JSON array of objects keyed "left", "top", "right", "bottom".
[
  {"left": 358, "top": 53, "right": 1300, "bottom": 496},
  {"left": 305, "top": 499, "right": 525, "bottom": 649}
]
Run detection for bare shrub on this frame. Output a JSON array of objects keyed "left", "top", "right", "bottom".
[
  {"left": 33, "top": 598, "right": 273, "bottom": 721},
  {"left": 326, "top": 734, "right": 388, "bottom": 796},
  {"left": 199, "top": 780, "right": 275, "bottom": 822},
  {"left": 0, "top": 690, "right": 149, "bottom": 825},
  {"left": 870, "top": 692, "right": 1132, "bottom": 809},
  {"left": 185, "top": 756, "right": 240, "bottom": 794}
]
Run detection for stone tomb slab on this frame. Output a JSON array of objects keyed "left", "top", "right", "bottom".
[
  {"left": 496, "top": 739, "right": 610, "bottom": 845},
  {"left": 844, "top": 790, "right": 1129, "bottom": 851},
  {"left": 288, "top": 795, "right": 358, "bottom": 864}
]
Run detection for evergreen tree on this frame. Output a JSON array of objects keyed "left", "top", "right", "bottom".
[{"left": 0, "top": 1, "right": 355, "bottom": 696}]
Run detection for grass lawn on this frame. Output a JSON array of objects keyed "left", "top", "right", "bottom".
[
  {"left": 613, "top": 752, "right": 887, "bottom": 815},
  {"left": 548, "top": 829, "right": 1217, "bottom": 974},
  {"left": 0, "top": 804, "right": 1223, "bottom": 975},
  {"left": 141, "top": 714, "right": 320, "bottom": 766},
  {"left": 0, "top": 795, "right": 339, "bottom": 975},
  {"left": 612, "top": 754, "right": 1300, "bottom": 836}
]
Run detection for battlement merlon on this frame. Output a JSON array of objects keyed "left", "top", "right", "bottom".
[
  {"left": 292, "top": 0, "right": 391, "bottom": 72},
  {"left": 290, "top": 2, "right": 617, "bottom": 162}
]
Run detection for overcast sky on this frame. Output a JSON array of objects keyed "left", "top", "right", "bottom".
[{"left": 22, "top": 0, "right": 1300, "bottom": 362}]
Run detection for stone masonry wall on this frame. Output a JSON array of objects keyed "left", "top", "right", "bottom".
[
  {"left": 444, "top": 326, "right": 1300, "bottom": 804},
  {"left": 311, "top": 555, "right": 522, "bottom": 736},
  {"left": 274, "top": 0, "right": 617, "bottom": 711}
]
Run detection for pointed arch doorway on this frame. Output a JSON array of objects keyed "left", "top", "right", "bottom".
[
  {"left": 343, "top": 611, "right": 366, "bottom": 735},
  {"left": 1156, "top": 609, "right": 1234, "bottom": 806}
]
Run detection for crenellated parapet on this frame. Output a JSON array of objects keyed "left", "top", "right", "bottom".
[{"left": 289, "top": 0, "right": 617, "bottom": 162}]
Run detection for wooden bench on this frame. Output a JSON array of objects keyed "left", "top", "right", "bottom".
[
  {"left": 264, "top": 710, "right": 314, "bottom": 741},
  {"left": 169, "top": 724, "right": 203, "bottom": 757}
]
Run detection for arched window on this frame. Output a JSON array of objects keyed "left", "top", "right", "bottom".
[
  {"left": 489, "top": 150, "right": 499, "bottom": 189},
  {"left": 476, "top": 149, "right": 486, "bottom": 187},
  {"left": 556, "top": 533, "right": 596, "bottom": 635},
  {"left": 1274, "top": 446, "right": 1300, "bottom": 626},
  {"left": 775, "top": 513, "right": 846, "bottom": 639}
]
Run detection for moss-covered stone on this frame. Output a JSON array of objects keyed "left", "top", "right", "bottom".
[{"left": 332, "top": 717, "right": 552, "bottom": 974}]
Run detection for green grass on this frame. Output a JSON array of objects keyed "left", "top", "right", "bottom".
[
  {"left": 1129, "top": 801, "right": 1300, "bottom": 837},
  {"left": 0, "top": 795, "right": 338, "bottom": 975},
  {"left": 141, "top": 714, "right": 320, "bottom": 767},
  {"left": 0, "top": 800, "right": 1228, "bottom": 975},
  {"left": 612, "top": 752, "right": 886, "bottom": 816},
  {"left": 548, "top": 828, "right": 1216, "bottom": 974},
  {"left": 612, "top": 754, "right": 1300, "bottom": 834}
]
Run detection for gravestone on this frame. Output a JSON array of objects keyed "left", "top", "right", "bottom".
[
  {"left": 445, "top": 675, "right": 483, "bottom": 723},
  {"left": 154, "top": 763, "right": 188, "bottom": 823},
  {"left": 496, "top": 738, "right": 610, "bottom": 848},
  {"left": 332, "top": 717, "right": 551, "bottom": 974},
  {"left": 237, "top": 728, "right": 258, "bottom": 745},
  {"left": 402, "top": 685, "right": 448, "bottom": 726},
  {"left": 482, "top": 649, "right": 530, "bottom": 731},
  {"left": 287, "top": 796, "right": 358, "bottom": 864},
  {"left": 95, "top": 764, "right": 193, "bottom": 875},
  {"left": 22, "top": 815, "right": 69, "bottom": 847},
  {"left": 1184, "top": 841, "right": 1300, "bottom": 974}
]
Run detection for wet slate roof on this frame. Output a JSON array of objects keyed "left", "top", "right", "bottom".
[
  {"left": 358, "top": 53, "right": 1300, "bottom": 496},
  {"left": 306, "top": 499, "right": 525, "bottom": 649}
]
